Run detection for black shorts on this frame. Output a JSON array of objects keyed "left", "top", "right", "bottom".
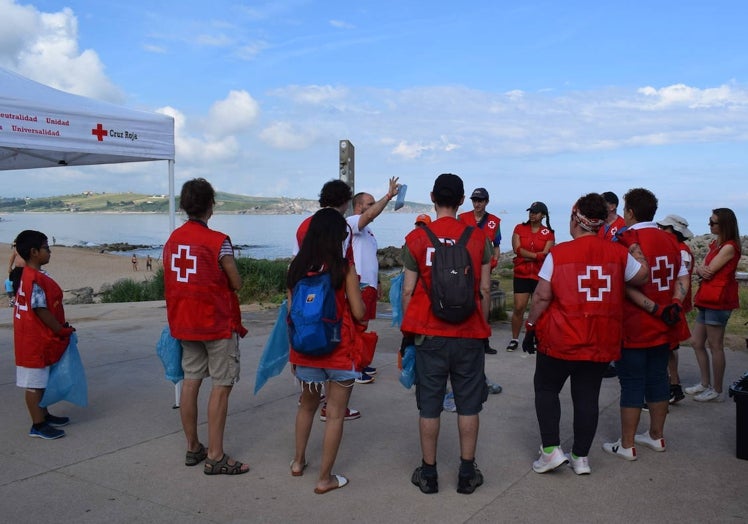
[
  {"left": 414, "top": 336, "right": 487, "bottom": 418},
  {"left": 513, "top": 277, "right": 538, "bottom": 294}
]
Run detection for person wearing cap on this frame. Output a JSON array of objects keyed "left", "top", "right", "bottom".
[
  {"left": 522, "top": 193, "right": 648, "bottom": 475},
  {"left": 598, "top": 191, "right": 627, "bottom": 242},
  {"left": 459, "top": 188, "right": 502, "bottom": 355},
  {"left": 414, "top": 214, "right": 432, "bottom": 227},
  {"left": 602, "top": 188, "right": 689, "bottom": 462},
  {"left": 401, "top": 173, "right": 492, "bottom": 495},
  {"left": 687, "top": 208, "right": 741, "bottom": 403},
  {"left": 346, "top": 176, "right": 401, "bottom": 384},
  {"left": 507, "top": 202, "right": 555, "bottom": 352}
]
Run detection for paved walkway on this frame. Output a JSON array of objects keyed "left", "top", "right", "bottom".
[{"left": 1, "top": 301, "right": 747, "bottom": 523}]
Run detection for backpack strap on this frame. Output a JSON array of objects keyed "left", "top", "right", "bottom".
[{"left": 456, "top": 226, "right": 474, "bottom": 247}]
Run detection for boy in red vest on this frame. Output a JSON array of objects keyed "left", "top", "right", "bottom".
[{"left": 13, "top": 230, "right": 74, "bottom": 440}]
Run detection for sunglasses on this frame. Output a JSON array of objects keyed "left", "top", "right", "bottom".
[{"left": 708, "top": 220, "right": 719, "bottom": 226}]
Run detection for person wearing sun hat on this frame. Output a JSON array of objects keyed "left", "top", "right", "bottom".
[
  {"left": 506, "top": 201, "right": 555, "bottom": 351},
  {"left": 459, "top": 187, "right": 502, "bottom": 355},
  {"left": 415, "top": 214, "right": 432, "bottom": 227}
]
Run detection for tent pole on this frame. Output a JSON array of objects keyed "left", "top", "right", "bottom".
[{"left": 168, "top": 159, "right": 175, "bottom": 231}]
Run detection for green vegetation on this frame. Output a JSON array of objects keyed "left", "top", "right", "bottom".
[{"left": 100, "top": 268, "right": 165, "bottom": 303}]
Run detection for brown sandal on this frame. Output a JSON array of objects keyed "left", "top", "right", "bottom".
[
  {"left": 185, "top": 443, "right": 207, "bottom": 466},
  {"left": 203, "top": 454, "right": 249, "bottom": 475}
]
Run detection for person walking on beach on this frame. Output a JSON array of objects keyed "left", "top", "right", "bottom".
[
  {"left": 459, "top": 187, "right": 501, "bottom": 355},
  {"left": 163, "top": 178, "right": 249, "bottom": 475},
  {"left": 686, "top": 208, "right": 741, "bottom": 403},
  {"left": 523, "top": 193, "right": 648, "bottom": 475},
  {"left": 131, "top": 254, "right": 138, "bottom": 271},
  {"left": 8, "top": 241, "right": 26, "bottom": 297},
  {"left": 402, "top": 173, "right": 491, "bottom": 495},
  {"left": 13, "top": 230, "right": 75, "bottom": 440},
  {"left": 146, "top": 255, "right": 153, "bottom": 271},
  {"left": 346, "top": 176, "right": 400, "bottom": 383},
  {"left": 288, "top": 207, "right": 368, "bottom": 494}
]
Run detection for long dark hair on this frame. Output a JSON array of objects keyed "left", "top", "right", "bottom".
[
  {"left": 287, "top": 208, "right": 348, "bottom": 290},
  {"left": 713, "top": 208, "right": 740, "bottom": 245}
]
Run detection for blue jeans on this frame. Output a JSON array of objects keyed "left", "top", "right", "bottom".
[{"left": 617, "top": 344, "right": 670, "bottom": 407}]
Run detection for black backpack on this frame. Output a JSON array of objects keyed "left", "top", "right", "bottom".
[{"left": 421, "top": 225, "right": 476, "bottom": 323}]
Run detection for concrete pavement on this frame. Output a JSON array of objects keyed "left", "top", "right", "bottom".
[{"left": 1, "top": 301, "right": 747, "bottom": 523}]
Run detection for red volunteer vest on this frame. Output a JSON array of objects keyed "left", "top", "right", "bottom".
[
  {"left": 459, "top": 211, "right": 501, "bottom": 269},
  {"left": 163, "top": 220, "right": 247, "bottom": 340},
  {"left": 694, "top": 240, "right": 740, "bottom": 310},
  {"left": 14, "top": 267, "right": 68, "bottom": 368},
  {"left": 401, "top": 217, "right": 490, "bottom": 339},
  {"left": 537, "top": 236, "right": 629, "bottom": 362},
  {"left": 513, "top": 222, "right": 555, "bottom": 280},
  {"left": 598, "top": 215, "right": 626, "bottom": 242},
  {"left": 622, "top": 226, "right": 682, "bottom": 349}
]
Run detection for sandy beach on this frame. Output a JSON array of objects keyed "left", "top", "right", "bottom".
[{"left": 1, "top": 242, "right": 161, "bottom": 303}]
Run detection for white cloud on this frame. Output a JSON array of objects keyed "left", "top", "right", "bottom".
[
  {"left": 259, "top": 122, "right": 317, "bottom": 149},
  {"left": 205, "top": 90, "right": 261, "bottom": 137},
  {"left": 330, "top": 19, "right": 355, "bottom": 29},
  {"left": 235, "top": 40, "right": 269, "bottom": 60},
  {"left": 270, "top": 84, "right": 349, "bottom": 105}
]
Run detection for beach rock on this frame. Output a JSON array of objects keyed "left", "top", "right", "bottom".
[
  {"left": 377, "top": 246, "right": 403, "bottom": 268},
  {"left": 64, "top": 286, "right": 94, "bottom": 305}
]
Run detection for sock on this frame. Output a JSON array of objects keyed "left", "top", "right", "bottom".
[
  {"left": 571, "top": 453, "right": 579, "bottom": 460},
  {"left": 542, "top": 445, "right": 558, "bottom": 454},
  {"left": 459, "top": 457, "right": 475, "bottom": 476},
  {"left": 421, "top": 460, "right": 437, "bottom": 476}
]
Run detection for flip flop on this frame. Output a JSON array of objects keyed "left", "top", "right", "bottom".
[
  {"left": 290, "top": 459, "right": 308, "bottom": 477},
  {"left": 185, "top": 443, "right": 207, "bottom": 466},
  {"left": 314, "top": 474, "right": 348, "bottom": 494}
]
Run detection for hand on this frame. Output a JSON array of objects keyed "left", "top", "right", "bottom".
[
  {"left": 58, "top": 326, "right": 75, "bottom": 338},
  {"left": 388, "top": 176, "right": 400, "bottom": 199},
  {"left": 616, "top": 228, "right": 639, "bottom": 248},
  {"left": 536, "top": 252, "right": 546, "bottom": 265},
  {"left": 400, "top": 335, "right": 415, "bottom": 356},
  {"left": 522, "top": 324, "right": 537, "bottom": 354}
]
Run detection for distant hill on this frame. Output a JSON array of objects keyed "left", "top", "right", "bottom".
[{"left": 0, "top": 191, "right": 432, "bottom": 214}]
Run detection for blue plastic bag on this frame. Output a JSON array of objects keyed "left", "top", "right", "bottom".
[
  {"left": 389, "top": 272, "right": 404, "bottom": 327},
  {"left": 156, "top": 326, "right": 183, "bottom": 384},
  {"left": 399, "top": 344, "right": 416, "bottom": 389},
  {"left": 40, "top": 332, "right": 88, "bottom": 407},
  {"left": 255, "top": 300, "right": 290, "bottom": 394}
]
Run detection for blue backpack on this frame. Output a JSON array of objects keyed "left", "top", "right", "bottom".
[{"left": 288, "top": 272, "right": 342, "bottom": 356}]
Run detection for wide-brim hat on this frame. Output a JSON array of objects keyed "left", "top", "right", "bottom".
[{"left": 657, "top": 214, "right": 694, "bottom": 239}]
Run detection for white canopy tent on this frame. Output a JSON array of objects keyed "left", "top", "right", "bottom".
[{"left": 0, "top": 67, "right": 177, "bottom": 229}]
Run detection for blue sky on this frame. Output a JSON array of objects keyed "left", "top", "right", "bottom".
[{"left": 1, "top": 0, "right": 747, "bottom": 237}]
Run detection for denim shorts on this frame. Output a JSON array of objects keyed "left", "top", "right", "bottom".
[
  {"left": 415, "top": 336, "right": 487, "bottom": 418},
  {"left": 696, "top": 307, "right": 732, "bottom": 327},
  {"left": 294, "top": 365, "right": 359, "bottom": 385},
  {"left": 616, "top": 344, "right": 670, "bottom": 407}
]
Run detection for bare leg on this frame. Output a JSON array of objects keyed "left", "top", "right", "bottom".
[
  {"left": 25, "top": 388, "right": 46, "bottom": 424},
  {"left": 668, "top": 351, "right": 680, "bottom": 385},
  {"left": 180, "top": 378, "right": 202, "bottom": 452},
  {"left": 457, "top": 414, "right": 479, "bottom": 461},
  {"left": 207, "top": 384, "right": 236, "bottom": 461},
  {"left": 294, "top": 382, "right": 322, "bottom": 474},
  {"left": 420, "top": 416, "right": 441, "bottom": 465},
  {"left": 620, "top": 407, "right": 642, "bottom": 449},
  {"left": 511, "top": 293, "right": 530, "bottom": 339},
  {"left": 706, "top": 324, "right": 727, "bottom": 393},
  {"left": 690, "top": 322, "right": 711, "bottom": 387},
  {"left": 316, "top": 379, "right": 353, "bottom": 492},
  {"left": 646, "top": 401, "right": 668, "bottom": 440}
]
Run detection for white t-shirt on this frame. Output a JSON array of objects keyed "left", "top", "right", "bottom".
[{"left": 346, "top": 214, "right": 379, "bottom": 289}]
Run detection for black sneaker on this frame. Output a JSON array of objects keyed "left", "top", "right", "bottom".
[
  {"left": 457, "top": 466, "right": 484, "bottom": 495},
  {"left": 45, "top": 414, "right": 70, "bottom": 427},
  {"left": 411, "top": 466, "right": 438, "bottom": 494},
  {"left": 669, "top": 384, "right": 685, "bottom": 404},
  {"left": 29, "top": 423, "right": 65, "bottom": 440},
  {"left": 506, "top": 340, "right": 519, "bottom": 352}
]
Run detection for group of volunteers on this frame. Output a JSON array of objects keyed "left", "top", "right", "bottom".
[{"left": 11, "top": 173, "right": 741, "bottom": 498}]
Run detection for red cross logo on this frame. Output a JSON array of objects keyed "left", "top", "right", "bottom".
[
  {"left": 651, "top": 256, "right": 674, "bottom": 291},
  {"left": 488, "top": 219, "right": 497, "bottom": 229},
  {"left": 171, "top": 245, "right": 197, "bottom": 282},
  {"left": 14, "top": 281, "right": 28, "bottom": 319},
  {"left": 578, "top": 265, "right": 611, "bottom": 302},
  {"left": 91, "top": 123, "right": 108, "bottom": 141}
]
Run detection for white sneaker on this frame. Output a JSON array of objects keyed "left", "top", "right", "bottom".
[
  {"left": 565, "top": 453, "right": 591, "bottom": 475},
  {"left": 634, "top": 432, "right": 666, "bottom": 452},
  {"left": 693, "top": 387, "right": 724, "bottom": 402},
  {"left": 685, "top": 383, "right": 709, "bottom": 395},
  {"left": 532, "top": 446, "right": 569, "bottom": 473},
  {"left": 602, "top": 439, "right": 637, "bottom": 461}
]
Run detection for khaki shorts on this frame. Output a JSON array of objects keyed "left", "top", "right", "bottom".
[{"left": 181, "top": 334, "right": 240, "bottom": 386}]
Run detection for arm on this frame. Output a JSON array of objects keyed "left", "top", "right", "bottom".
[
  {"left": 401, "top": 268, "right": 418, "bottom": 318},
  {"left": 525, "top": 278, "right": 552, "bottom": 325},
  {"left": 345, "top": 267, "right": 366, "bottom": 321},
  {"left": 480, "top": 262, "right": 491, "bottom": 319},
  {"left": 35, "top": 307, "right": 67, "bottom": 334},
  {"left": 696, "top": 244, "right": 735, "bottom": 280},
  {"left": 219, "top": 255, "right": 242, "bottom": 291},
  {"left": 356, "top": 177, "right": 400, "bottom": 230}
]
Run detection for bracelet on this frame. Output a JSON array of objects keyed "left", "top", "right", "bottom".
[
  {"left": 650, "top": 303, "right": 659, "bottom": 315},
  {"left": 525, "top": 321, "right": 535, "bottom": 329}
]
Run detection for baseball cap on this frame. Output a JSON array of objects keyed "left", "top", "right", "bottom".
[
  {"left": 415, "top": 214, "right": 432, "bottom": 226},
  {"left": 527, "top": 201, "right": 549, "bottom": 214},
  {"left": 602, "top": 191, "right": 619, "bottom": 206},
  {"left": 432, "top": 173, "right": 464, "bottom": 199},
  {"left": 470, "top": 188, "right": 489, "bottom": 200},
  {"left": 657, "top": 214, "right": 694, "bottom": 239}
]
